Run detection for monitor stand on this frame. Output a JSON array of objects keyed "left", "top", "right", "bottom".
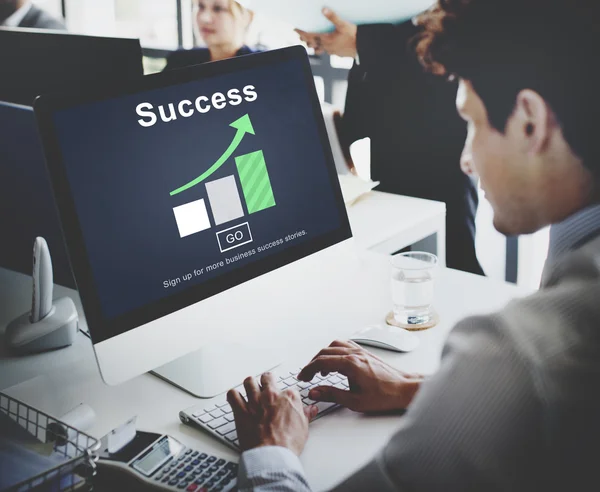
[{"left": 150, "top": 342, "right": 282, "bottom": 398}]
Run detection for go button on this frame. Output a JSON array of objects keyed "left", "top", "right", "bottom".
[{"left": 216, "top": 222, "right": 253, "bottom": 253}]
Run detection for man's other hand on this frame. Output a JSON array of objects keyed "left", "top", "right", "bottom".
[
  {"left": 227, "top": 372, "right": 318, "bottom": 456},
  {"left": 295, "top": 8, "right": 358, "bottom": 58},
  {"left": 298, "top": 340, "right": 424, "bottom": 413}
]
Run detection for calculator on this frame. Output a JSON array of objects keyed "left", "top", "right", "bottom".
[{"left": 97, "top": 430, "right": 237, "bottom": 491}]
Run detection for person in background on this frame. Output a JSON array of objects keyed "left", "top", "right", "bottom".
[
  {"left": 164, "top": 0, "right": 255, "bottom": 71},
  {"left": 297, "top": 9, "right": 484, "bottom": 276},
  {"left": 0, "top": 0, "right": 66, "bottom": 30},
  {"left": 225, "top": 0, "right": 600, "bottom": 490}
]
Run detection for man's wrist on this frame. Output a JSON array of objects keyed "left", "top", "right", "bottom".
[{"left": 393, "top": 379, "right": 422, "bottom": 410}]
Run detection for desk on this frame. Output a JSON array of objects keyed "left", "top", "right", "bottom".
[
  {"left": 0, "top": 267, "right": 89, "bottom": 390},
  {"left": 348, "top": 191, "right": 446, "bottom": 262},
  {"left": 0, "top": 191, "right": 446, "bottom": 391},
  {"left": 0, "top": 191, "right": 495, "bottom": 490},
  {"left": 1, "top": 250, "right": 530, "bottom": 491}
]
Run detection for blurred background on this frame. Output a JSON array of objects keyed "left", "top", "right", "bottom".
[{"left": 10, "top": 0, "right": 551, "bottom": 289}]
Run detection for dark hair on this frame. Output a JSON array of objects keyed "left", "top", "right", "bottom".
[{"left": 414, "top": 0, "right": 599, "bottom": 174}]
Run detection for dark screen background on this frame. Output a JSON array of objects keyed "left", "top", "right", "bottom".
[{"left": 52, "top": 59, "right": 341, "bottom": 319}]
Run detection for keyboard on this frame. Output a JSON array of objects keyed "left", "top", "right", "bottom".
[{"left": 179, "top": 369, "right": 349, "bottom": 451}]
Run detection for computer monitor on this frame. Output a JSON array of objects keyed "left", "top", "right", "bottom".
[
  {"left": 0, "top": 27, "right": 143, "bottom": 106},
  {"left": 0, "top": 101, "right": 74, "bottom": 288},
  {"left": 34, "top": 46, "right": 353, "bottom": 397}
]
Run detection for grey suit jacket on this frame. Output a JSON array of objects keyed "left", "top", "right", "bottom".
[
  {"left": 19, "top": 5, "right": 66, "bottom": 30},
  {"left": 239, "top": 226, "right": 600, "bottom": 490}
]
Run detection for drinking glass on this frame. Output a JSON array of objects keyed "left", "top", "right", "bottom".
[{"left": 389, "top": 252, "right": 438, "bottom": 330}]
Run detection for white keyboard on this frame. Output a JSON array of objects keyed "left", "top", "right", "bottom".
[{"left": 179, "top": 369, "right": 349, "bottom": 451}]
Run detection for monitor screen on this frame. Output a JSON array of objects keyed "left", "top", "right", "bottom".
[{"left": 36, "top": 47, "right": 351, "bottom": 343}]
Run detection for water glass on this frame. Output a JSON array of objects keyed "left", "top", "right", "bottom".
[{"left": 390, "top": 252, "right": 438, "bottom": 329}]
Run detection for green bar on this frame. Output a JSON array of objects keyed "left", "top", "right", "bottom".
[{"left": 235, "top": 150, "right": 276, "bottom": 214}]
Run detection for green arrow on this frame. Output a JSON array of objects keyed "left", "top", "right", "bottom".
[{"left": 170, "top": 114, "right": 255, "bottom": 196}]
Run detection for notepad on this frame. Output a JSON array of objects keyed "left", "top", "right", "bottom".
[{"left": 249, "top": 0, "right": 435, "bottom": 32}]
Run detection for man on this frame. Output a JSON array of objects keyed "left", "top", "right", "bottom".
[
  {"left": 298, "top": 9, "right": 484, "bottom": 276},
  {"left": 227, "top": 0, "right": 600, "bottom": 489},
  {"left": 0, "top": 0, "right": 66, "bottom": 30}
]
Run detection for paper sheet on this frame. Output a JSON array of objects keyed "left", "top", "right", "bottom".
[
  {"left": 107, "top": 416, "right": 137, "bottom": 454},
  {"left": 338, "top": 173, "right": 379, "bottom": 206},
  {"left": 249, "top": 0, "right": 435, "bottom": 32}
]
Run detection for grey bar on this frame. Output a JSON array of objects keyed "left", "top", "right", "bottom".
[{"left": 205, "top": 175, "right": 244, "bottom": 226}]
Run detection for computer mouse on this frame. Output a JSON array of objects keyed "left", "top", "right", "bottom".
[{"left": 350, "top": 325, "right": 420, "bottom": 353}]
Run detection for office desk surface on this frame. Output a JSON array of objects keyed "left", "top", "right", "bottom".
[
  {"left": 0, "top": 190, "right": 445, "bottom": 391},
  {"left": 2, "top": 251, "right": 531, "bottom": 491},
  {"left": 349, "top": 191, "right": 446, "bottom": 258}
]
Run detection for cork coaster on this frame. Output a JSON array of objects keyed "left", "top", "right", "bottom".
[{"left": 385, "top": 310, "right": 439, "bottom": 331}]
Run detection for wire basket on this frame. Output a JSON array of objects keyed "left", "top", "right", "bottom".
[{"left": 0, "top": 393, "right": 100, "bottom": 492}]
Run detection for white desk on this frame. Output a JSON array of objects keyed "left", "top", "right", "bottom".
[
  {"left": 0, "top": 191, "right": 446, "bottom": 391},
  {"left": 348, "top": 191, "right": 446, "bottom": 262},
  {"left": 0, "top": 191, "right": 494, "bottom": 491},
  {"left": 1, "top": 249, "right": 530, "bottom": 491}
]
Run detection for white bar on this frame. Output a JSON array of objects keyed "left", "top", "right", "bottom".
[{"left": 172, "top": 198, "right": 211, "bottom": 238}]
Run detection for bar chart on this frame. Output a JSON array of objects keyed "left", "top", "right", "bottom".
[
  {"left": 170, "top": 114, "right": 276, "bottom": 239},
  {"left": 236, "top": 150, "right": 275, "bottom": 215}
]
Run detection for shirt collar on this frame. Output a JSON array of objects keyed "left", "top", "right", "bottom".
[
  {"left": 1, "top": 2, "right": 33, "bottom": 27},
  {"left": 548, "top": 204, "right": 600, "bottom": 260}
]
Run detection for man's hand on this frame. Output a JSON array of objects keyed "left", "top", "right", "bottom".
[
  {"left": 298, "top": 340, "right": 424, "bottom": 413},
  {"left": 227, "top": 373, "right": 318, "bottom": 456},
  {"left": 295, "top": 8, "right": 358, "bottom": 58}
]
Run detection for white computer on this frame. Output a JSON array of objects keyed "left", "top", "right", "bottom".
[{"left": 34, "top": 46, "right": 354, "bottom": 399}]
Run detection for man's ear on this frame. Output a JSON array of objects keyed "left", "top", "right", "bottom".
[{"left": 513, "top": 89, "right": 554, "bottom": 154}]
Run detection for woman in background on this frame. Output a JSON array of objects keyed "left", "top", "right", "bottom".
[{"left": 164, "top": 0, "right": 255, "bottom": 70}]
